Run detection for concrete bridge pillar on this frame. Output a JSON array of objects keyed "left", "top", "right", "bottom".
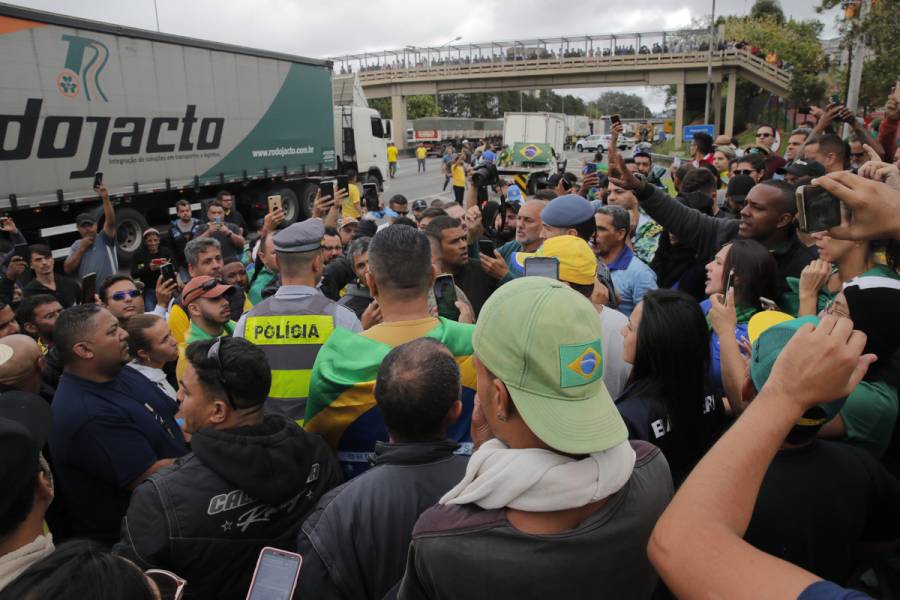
[
  {"left": 674, "top": 81, "right": 685, "bottom": 150},
  {"left": 712, "top": 83, "right": 723, "bottom": 134},
  {"left": 724, "top": 69, "right": 737, "bottom": 138},
  {"left": 391, "top": 91, "right": 408, "bottom": 150}
]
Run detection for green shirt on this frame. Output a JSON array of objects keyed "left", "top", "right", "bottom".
[
  {"left": 783, "top": 264, "right": 900, "bottom": 317},
  {"left": 187, "top": 320, "right": 236, "bottom": 345},
  {"left": 248, "top": 267, "right": 277, "bottom": 305},
  {"left": 841, "top": 379, "right": 899, "bottom": 458}
]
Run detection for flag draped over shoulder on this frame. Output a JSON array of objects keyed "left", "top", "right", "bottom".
[{"left": 304, "top": 318, "right": 477, "bottom": 479}]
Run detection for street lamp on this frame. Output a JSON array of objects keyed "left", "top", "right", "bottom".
[{"left": 440, "top": 36, "right": 462, "bottom": 48}]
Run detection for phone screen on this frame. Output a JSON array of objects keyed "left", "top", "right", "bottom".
[
  {"left": 318, "top": 180, "right": 336, "bottom": 199},
  {"left": 247, "top": 548, "right": 302, "bottom": 600},
  {"left": 81, "top": 272, "right": 97, "bottom": 305},
  {"left": 478, "top": 239, "right": 495, "bottom": 257},
  {"left": 93, "top": 172, "right": 103, "bottom": 188},
  {"left": 797, "top": 185, "right": 841, "bottom": 233},
  {"left": 267, "top": 195, "right": 283, "bottom": 213},
  {"left": 13, "top": 244, "right": 29, "bottom": 262},
  {"left": 610, "top": 114, "right": 621, "bottom": 125},
  {"left": 524, "top": 257, "right": 560, "bottom": 280},
  {"left": 336, "top": 175, "right": 349, "bottom": 194},
  {"left": 433, "top": 275, "right": 460, "bottom": 321}
]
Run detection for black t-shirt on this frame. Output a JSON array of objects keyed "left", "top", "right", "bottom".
[
  {"left": 452, "top": 259, "right": 498, "bottom": 317},
  {"left": 196, "top": 223, "right": 242, "bottom": 263},
  {"left": 745, "top": 439, "right": 900, "bottom": 585},
  {"left": 224, "top": 208, "right": 248, "bottom": 235},
  {"left": 616, "top": 378, "right": 725, "bottom": 485},
  {"left": 23, "top": 276, "right": 81, "bottom": 308}
]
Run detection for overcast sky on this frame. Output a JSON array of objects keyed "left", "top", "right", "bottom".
[{"left": 7, "top": 0, "right": 840, "bottom": 113}]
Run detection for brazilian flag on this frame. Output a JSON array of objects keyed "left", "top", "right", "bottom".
[{"left": 304, "top": 318, "right": 477, "bottom": 479}]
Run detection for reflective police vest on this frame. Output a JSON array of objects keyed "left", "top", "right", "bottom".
[{"left": 244, "top": 294, "right": 339, "bottom": 424}]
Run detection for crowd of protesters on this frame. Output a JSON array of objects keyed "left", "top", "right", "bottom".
[{"left": 0, "top": 82, "right": 899, "bottom": 600}]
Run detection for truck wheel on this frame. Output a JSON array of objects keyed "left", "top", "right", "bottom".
[
  {"left": 298, "top": 184, "right": 317, "bottom": 221},
  {"left": 114, "top": 208, "right": 149, "bottom": 259},
  {"left": 273, "top": 187, "right": 302, "bottom": 224},
  {"left": 576, "top": 144, "right": 583, "bottom": 152}
]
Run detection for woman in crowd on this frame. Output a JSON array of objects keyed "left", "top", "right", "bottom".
[
  {"left": 131, "top": 228, "right": 174, "bottom": 311},
  {"left": 783, "top": 203, "right": 900, "bottom": 316},
  {"left": 713, "top": 145, "right": 735, "bottom": 184},
  {"left": 701, "top": 239, "right": 779, "bottom": 396},
  {"left": 616, "top": 289, "right": 723, "bottom": 484},
  {"left": 1, "top": 540, "right": 181, "bottom": 600}
]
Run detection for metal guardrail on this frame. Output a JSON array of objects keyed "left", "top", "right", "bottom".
[{"left": 354, "top": 48, "right": 791, "bottom": 91}]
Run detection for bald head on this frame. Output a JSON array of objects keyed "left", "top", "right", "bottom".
[
  {"left": 516, "top": 200, "right": 549, "bottom": 249},
  {"left": 0, "top": 334, "right": 43, "bottom": 393}
]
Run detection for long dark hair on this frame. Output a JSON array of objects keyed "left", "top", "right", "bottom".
[
  {"left": 631, "top": 290, "right": 712, "bottom": 466},
  {"left": 0, "top": 540, "right": 156, "bottom": 600},
  {"left": 721, "top": 238, "right": 779, "bottom": 309}
]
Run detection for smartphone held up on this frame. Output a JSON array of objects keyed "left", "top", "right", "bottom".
[{"left": 796, "top": 185, "right": 841, "bottom": 233}]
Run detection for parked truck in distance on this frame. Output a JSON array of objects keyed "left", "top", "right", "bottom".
[
  {"left": 499, "top": 112, "right": 567, "bottom": 194},
  {"left": 0, "top": 4, "right": 388, "bottom": 259},
  {"left": 564, "top": 115, "right": 591, "bottom": 149},
  {"left": 406, "top": 117, "right": 503, "bottom": 155}
]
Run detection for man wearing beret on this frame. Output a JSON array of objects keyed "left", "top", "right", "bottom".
[{"left": 235, "top": 220, "right": 361, "bottom": 423}]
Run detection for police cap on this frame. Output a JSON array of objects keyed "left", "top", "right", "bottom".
[{"left": 273, "top": 219, "right": 325, "bottom": 253}]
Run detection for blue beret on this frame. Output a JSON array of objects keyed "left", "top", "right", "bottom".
[{"left": 541, "top": 194, "right": 595, "bottom": 228}]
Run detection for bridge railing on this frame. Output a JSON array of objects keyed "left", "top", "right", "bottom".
[{"left": 352, "top": 47, "right": 791, "bottom": 90}]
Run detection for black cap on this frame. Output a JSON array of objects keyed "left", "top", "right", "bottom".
[
  {"left": 412, "top": 199, "right": 428, "bottom": 212},
  {"left": 783, "top": 160, "right": 826, "bottom": 179},
  {"left": 726, "top": 174, "right": 756, "bottom": 204},
  {"left": 76, "top": 213, "right": 96, "bottom": 226},
  {"left": 0, "top": 392, "right": 51, "bottom": 517}
]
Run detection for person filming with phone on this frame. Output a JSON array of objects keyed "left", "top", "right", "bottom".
[
  {"left": 63, "top": 181, "right": 117, "bottom": 286},
  {"left": 196, "top": 201, "right": 246, "bottom": 263}
]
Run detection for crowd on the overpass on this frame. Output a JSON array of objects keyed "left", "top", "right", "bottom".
[{"left": 340, "top": 38, "right": 788, "bottom": 75}]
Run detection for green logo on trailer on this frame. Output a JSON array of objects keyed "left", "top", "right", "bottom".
[{"left": 57, "top": 35, "right": 109, "bottom": 102}]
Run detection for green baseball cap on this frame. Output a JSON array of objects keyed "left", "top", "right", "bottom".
[
  {"left": 472, "top": 277, "right": 626, "bottom": 454},
  {"left": 750, "top": 315, "right": 847, "bottom": 427}
]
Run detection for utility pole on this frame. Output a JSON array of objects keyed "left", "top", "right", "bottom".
[
  {"left": 703, "top": 0, "right": 716, "bottom": 125},
  {"left": 843, "top": 0, "right": 867, "bottom": 138},
  {"left": 153, "top": 0, "right": 161, "bottom": 31}
]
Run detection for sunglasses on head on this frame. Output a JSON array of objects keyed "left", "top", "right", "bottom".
[
  {"left": 111, "top": 289, "right": 141, "bottom": 301},
  {"left": 184, "top": 278, "right": 220, "bottom": 304},
  {"left": 207, "top": 337, "right": 240, "bottom": 411},
  {"left": 145, "top": 569, "right": 186, "bottom": 600}
]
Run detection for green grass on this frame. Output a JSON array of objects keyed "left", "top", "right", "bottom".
[{"left": 651, "top": 127, "right": 759, "bottom": 158}]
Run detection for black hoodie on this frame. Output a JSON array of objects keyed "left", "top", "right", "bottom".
[{"left": 114, "top": 415, "right": 342, "bottom": 600}]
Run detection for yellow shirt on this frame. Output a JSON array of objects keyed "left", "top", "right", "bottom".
[
  {"left": 387, "top": 146, "right": 398, "bottom": 162},
  {"left": 451, "top": 163, "right": 466, "bottom": 187},
  {"left": 416, "top": 147, "right": 427, "bottom": 160},
  {"left": 343, "top": 183, "right": 362, "bottom": 218}
]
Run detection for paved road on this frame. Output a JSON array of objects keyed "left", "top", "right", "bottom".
[{"left": 386, "top": 149, "right": 604, "bottom": 203}]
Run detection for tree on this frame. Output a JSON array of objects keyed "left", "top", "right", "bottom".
[
  {"left": 587, "top": 91, "right": 652, "bottom": 119},
  {"left": 369, "top": 97, "right": 391, "bottom": 119},
  {"left": 818, "top": 0, "right": 900, "bottom": 112},
  {"left": 750, "top": 0, "right": 785, "bottom": 24},
  {"left": 406, "top": 95, "right": 439, "bottom": 120}
]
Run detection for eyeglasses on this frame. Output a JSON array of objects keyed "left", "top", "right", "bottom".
[
  {"left": 735, "top": 169, "right": 757, "bottom": 176},
  {"left": 394, "top": 210, "right": 409, "bottom": 216},
  {"left": 850, "top": 151, "right": 865, "bottom": 158},
  {"left": 756, "top": 132, "right": 773, "bottom": 138},
  {"left": 207, "top": 337, "right": 240, "bottom": 411},
  {"left": 145, "top": 569, "right": 186, "bottom": 600},
  {"left": 111, "top": 289, "right": 142, "bottom": 301}
]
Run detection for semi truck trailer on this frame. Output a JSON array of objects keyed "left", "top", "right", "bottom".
[{"left": 0, "top": 3, "right": 388, "bottom": 259}]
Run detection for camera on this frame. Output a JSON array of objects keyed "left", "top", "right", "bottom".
[{"left": 471, "top": 163, "right": 498, "bottom": 189}]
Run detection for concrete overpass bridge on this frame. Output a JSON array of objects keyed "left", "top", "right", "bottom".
[{"left": 328, "top": 31, "right": 792, "bottom": 149}]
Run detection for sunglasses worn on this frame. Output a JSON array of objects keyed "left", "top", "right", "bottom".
[
  {"left": 145, "top": 569, "right": 186, "bottom": 600},
  {"left": 111, "top": 289, "right": 142, "bottom": 301},
  {"left": 850, "top": 152, "right": 865, "bottom": 157},
  {"left": 756, "top": 132, "right": 773, "bottom": 137},
  {"left": 735, "top": 169, "right": 756, "bottom": 176}
]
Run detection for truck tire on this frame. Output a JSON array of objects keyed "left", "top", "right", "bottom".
[
  {"left": 114, "top": 208, "right": 148, "bottom": 259},
  {"left": 298, "top": 184, "right": 317, "bottom": 221}
]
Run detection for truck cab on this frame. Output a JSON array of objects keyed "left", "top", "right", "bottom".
[{"left": 333, "top": 105, "right": 389, "bottom": 189}]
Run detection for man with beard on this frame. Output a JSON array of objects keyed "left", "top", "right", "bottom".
[
  {"left": 480, "top": 200, "right": 548, "bottom": 282},
  {"left": 49, "top": 304, "right": 187, "bottom": 544}
]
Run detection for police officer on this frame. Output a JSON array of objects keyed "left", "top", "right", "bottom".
[{"left": 234, "top": 220, "right": 362, "bottom": 422}]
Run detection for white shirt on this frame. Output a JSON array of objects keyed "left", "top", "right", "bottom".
[
  {"left": 129, "top": 361, "right": 178, "bottom": 403},
  {"left": 597, "top": 306, "right": 632, "bottom": 400}
]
